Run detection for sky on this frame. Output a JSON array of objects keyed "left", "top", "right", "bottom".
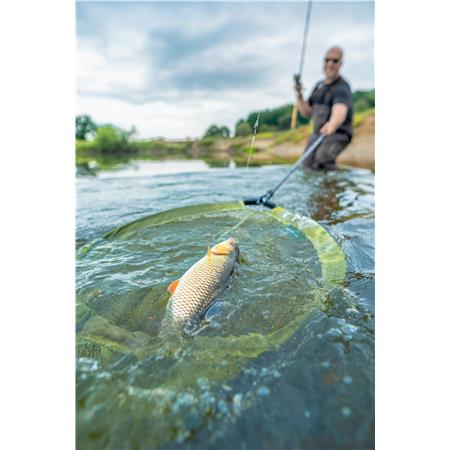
[{"left": 76, "top": 1, "right": 374, "bottom": 139}]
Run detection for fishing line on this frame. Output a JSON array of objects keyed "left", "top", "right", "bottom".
[
  {"left": 213, "top": 114, "right": 262, "bottom": 243},
  {"left": 208, "top": 0, "right": 318, "bottom": 245},
  {"left": 215, "top": 204, "right": 262, "bottom": 242},
  {"left": 245, "top": 113, "right": 260, "bottom": 168}
]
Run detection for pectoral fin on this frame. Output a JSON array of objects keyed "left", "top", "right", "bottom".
[{"left": 167, "top": 279, "right": 180, "bottom": 294}]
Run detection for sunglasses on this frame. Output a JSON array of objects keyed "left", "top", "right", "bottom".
[{"left": 324, "top": 57, "right": 341, "bottom": 64}]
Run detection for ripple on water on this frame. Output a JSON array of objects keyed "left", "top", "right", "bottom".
[
  {"left": 76, "top": 161, "right": 374, "bottom": 450},
  {"left": 257, "top": 386, "right": 271, "bottom": 397},
  {"left": 342, "top": 375, "right": 353, "bottom": 385},
  {"left": 341, "top": 406, "right": 352, "bottom": 418}
]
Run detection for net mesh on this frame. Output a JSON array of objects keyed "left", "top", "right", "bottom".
[
  {"left": 76, "top": 202, "right": 346, "bottom": 448},
  {"left": 77, "top": 202, "right": 345, "bottom": 366}
]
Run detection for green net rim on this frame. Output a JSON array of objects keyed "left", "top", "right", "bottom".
[
  {"left": 101, "top": 201, "right": 346, "bottom": 286},
  {"left": 77, "top": 201, "right": 347, "bottom": 376},
  {"left": 77, "top": 202, "right": 348, "bottom": 447}
]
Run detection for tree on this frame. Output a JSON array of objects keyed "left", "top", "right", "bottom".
[
  {"left": 219, "top": 126, "right": 230, "bottom": 138},
  {"left": 203, "top": 124, "right": 231, "bottom": 138},
  {"left": 352, "top": 90, "right": 375, "bottom": 112},
  {"left": 259, "top": 124, "right": 276, "bottom": 132},
  {"left": 235, "top": 121, "right": 252, "bottom": 137},
  {"left": 76, "top": 115, "right": 97, "bottom": 140},
  {"left": 277, "top": 112, "right": 293, "bottom": 130}
]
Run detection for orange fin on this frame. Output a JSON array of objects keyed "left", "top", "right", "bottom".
[
  {"left": 167, "top": 279, "right": 180, "bottom": 294},
  {"left": 207, "top": 246, "right": 212, "bottom": 260}
]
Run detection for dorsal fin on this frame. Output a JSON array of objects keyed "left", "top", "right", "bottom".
[{"left": 167, "top": 279, "right": 180, "bottom": 294}]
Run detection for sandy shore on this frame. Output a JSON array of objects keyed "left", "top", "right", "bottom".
[
  {"left": 269, "top": 113, "right": 374, "bottom": 170},
  {"left": 336, "top": 113, "right": 374, "bottom": 169}
]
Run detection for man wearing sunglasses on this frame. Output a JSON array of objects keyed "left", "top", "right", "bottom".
[{"left": 294, "top": 46, "right": 353, "bottom": 171}]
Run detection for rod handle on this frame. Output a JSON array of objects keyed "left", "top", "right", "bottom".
[{"left": 290, "top": 103, "right": 299, "bottom": 129}]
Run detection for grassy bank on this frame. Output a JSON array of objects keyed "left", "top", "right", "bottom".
[
  {"left": 76, "top": 109, "right": 374, "bottom": 170},
  {"left": 76, "top": 139, "right": 194, "bottom": 167}
]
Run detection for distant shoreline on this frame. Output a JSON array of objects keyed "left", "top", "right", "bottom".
[{"left": 76, "top": 109, "right": 374, "bottom": 171}]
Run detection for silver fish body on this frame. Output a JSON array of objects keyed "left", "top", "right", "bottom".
[{"left": 165, "top": 238, "right": 239, "bottom": 323}]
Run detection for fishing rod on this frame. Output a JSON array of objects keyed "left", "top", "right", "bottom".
[
  {"left": 217, "top": 1, "right": 317, "bottom": 237},
  {"left": 244, "top": 133, "right": 325, "bottom": 208},
  {"left": 290, "top": 0, "right": 314, "bottom": 129}
]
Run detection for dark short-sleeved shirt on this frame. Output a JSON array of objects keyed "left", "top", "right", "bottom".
[{"left": 308, "top": 76, "right": 353, "bottom": 139}]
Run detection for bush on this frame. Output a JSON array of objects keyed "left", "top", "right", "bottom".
[
  {"left": 92, "top": 126, "right": 135, "bottom": 154},
  {"left": 75, "top": 139, "right": 92, "bottom": 152},
  {"left": 198, "top": 136, "right": 216, "bottom": 148}
]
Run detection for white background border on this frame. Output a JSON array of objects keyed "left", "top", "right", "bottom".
[{"left": 1, "top": 0, "right": 449, "bottom": 449}]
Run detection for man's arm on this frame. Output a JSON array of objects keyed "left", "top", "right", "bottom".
[{"left": 320, "top": 103, "right": 348, "bottom": 135}]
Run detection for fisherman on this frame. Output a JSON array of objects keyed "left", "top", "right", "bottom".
[{"left": 294, "top": 46, "right": 353, "bottom": 171}]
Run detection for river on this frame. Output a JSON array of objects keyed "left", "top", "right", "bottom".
[{"left": 76, "top": 159, "right": 374, "bottom": 450}]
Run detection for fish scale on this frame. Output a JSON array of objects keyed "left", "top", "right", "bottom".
[{"left": 166, "top": 239, "right": 238, "bottom": 323}]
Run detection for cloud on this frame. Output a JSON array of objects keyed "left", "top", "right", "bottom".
[{"left": 76, "top": 1, "right": 374, "bottom": 138}]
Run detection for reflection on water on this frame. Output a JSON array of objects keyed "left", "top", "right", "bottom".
[
  {"left": 95, "top": 160, "right": 211, "bottom": 179},
  {"left": 76, "top": 160, "right": 374, "bottom": 450},
  {"left": 76, "top": 154, "right": 242, "bottom": 177},
  {"left": 308, "top": 175, "right": 345, "bottom": 222}
]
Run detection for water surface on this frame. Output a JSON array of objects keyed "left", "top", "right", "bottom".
[{"left": 76, "top": 160, "right": 374, "bottom": 450}]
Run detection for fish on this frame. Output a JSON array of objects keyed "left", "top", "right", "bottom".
[{"left": 165, "top": 237, "right": 239, "bottom": 323}]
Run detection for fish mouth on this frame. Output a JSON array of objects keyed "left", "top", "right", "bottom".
[
  {"left": 211, "top": 237, "right": 238, "bottom": 255},
  {"left": 228, "top": 238, "right": 239, "bottom": 258},
  {"left": 226, "top": 237, "right": 239, "bottom": 254},
  {"left": 228, "top": 237, "right": 238, "bottom": 248}
]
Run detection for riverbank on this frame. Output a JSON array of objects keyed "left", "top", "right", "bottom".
[{"left": 76, "top": 109, "right": 374, "bottom": 171}]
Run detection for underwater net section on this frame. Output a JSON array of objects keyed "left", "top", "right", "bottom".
[{"left": 76, "top": 201, "right": 346, "bottom": 449}]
